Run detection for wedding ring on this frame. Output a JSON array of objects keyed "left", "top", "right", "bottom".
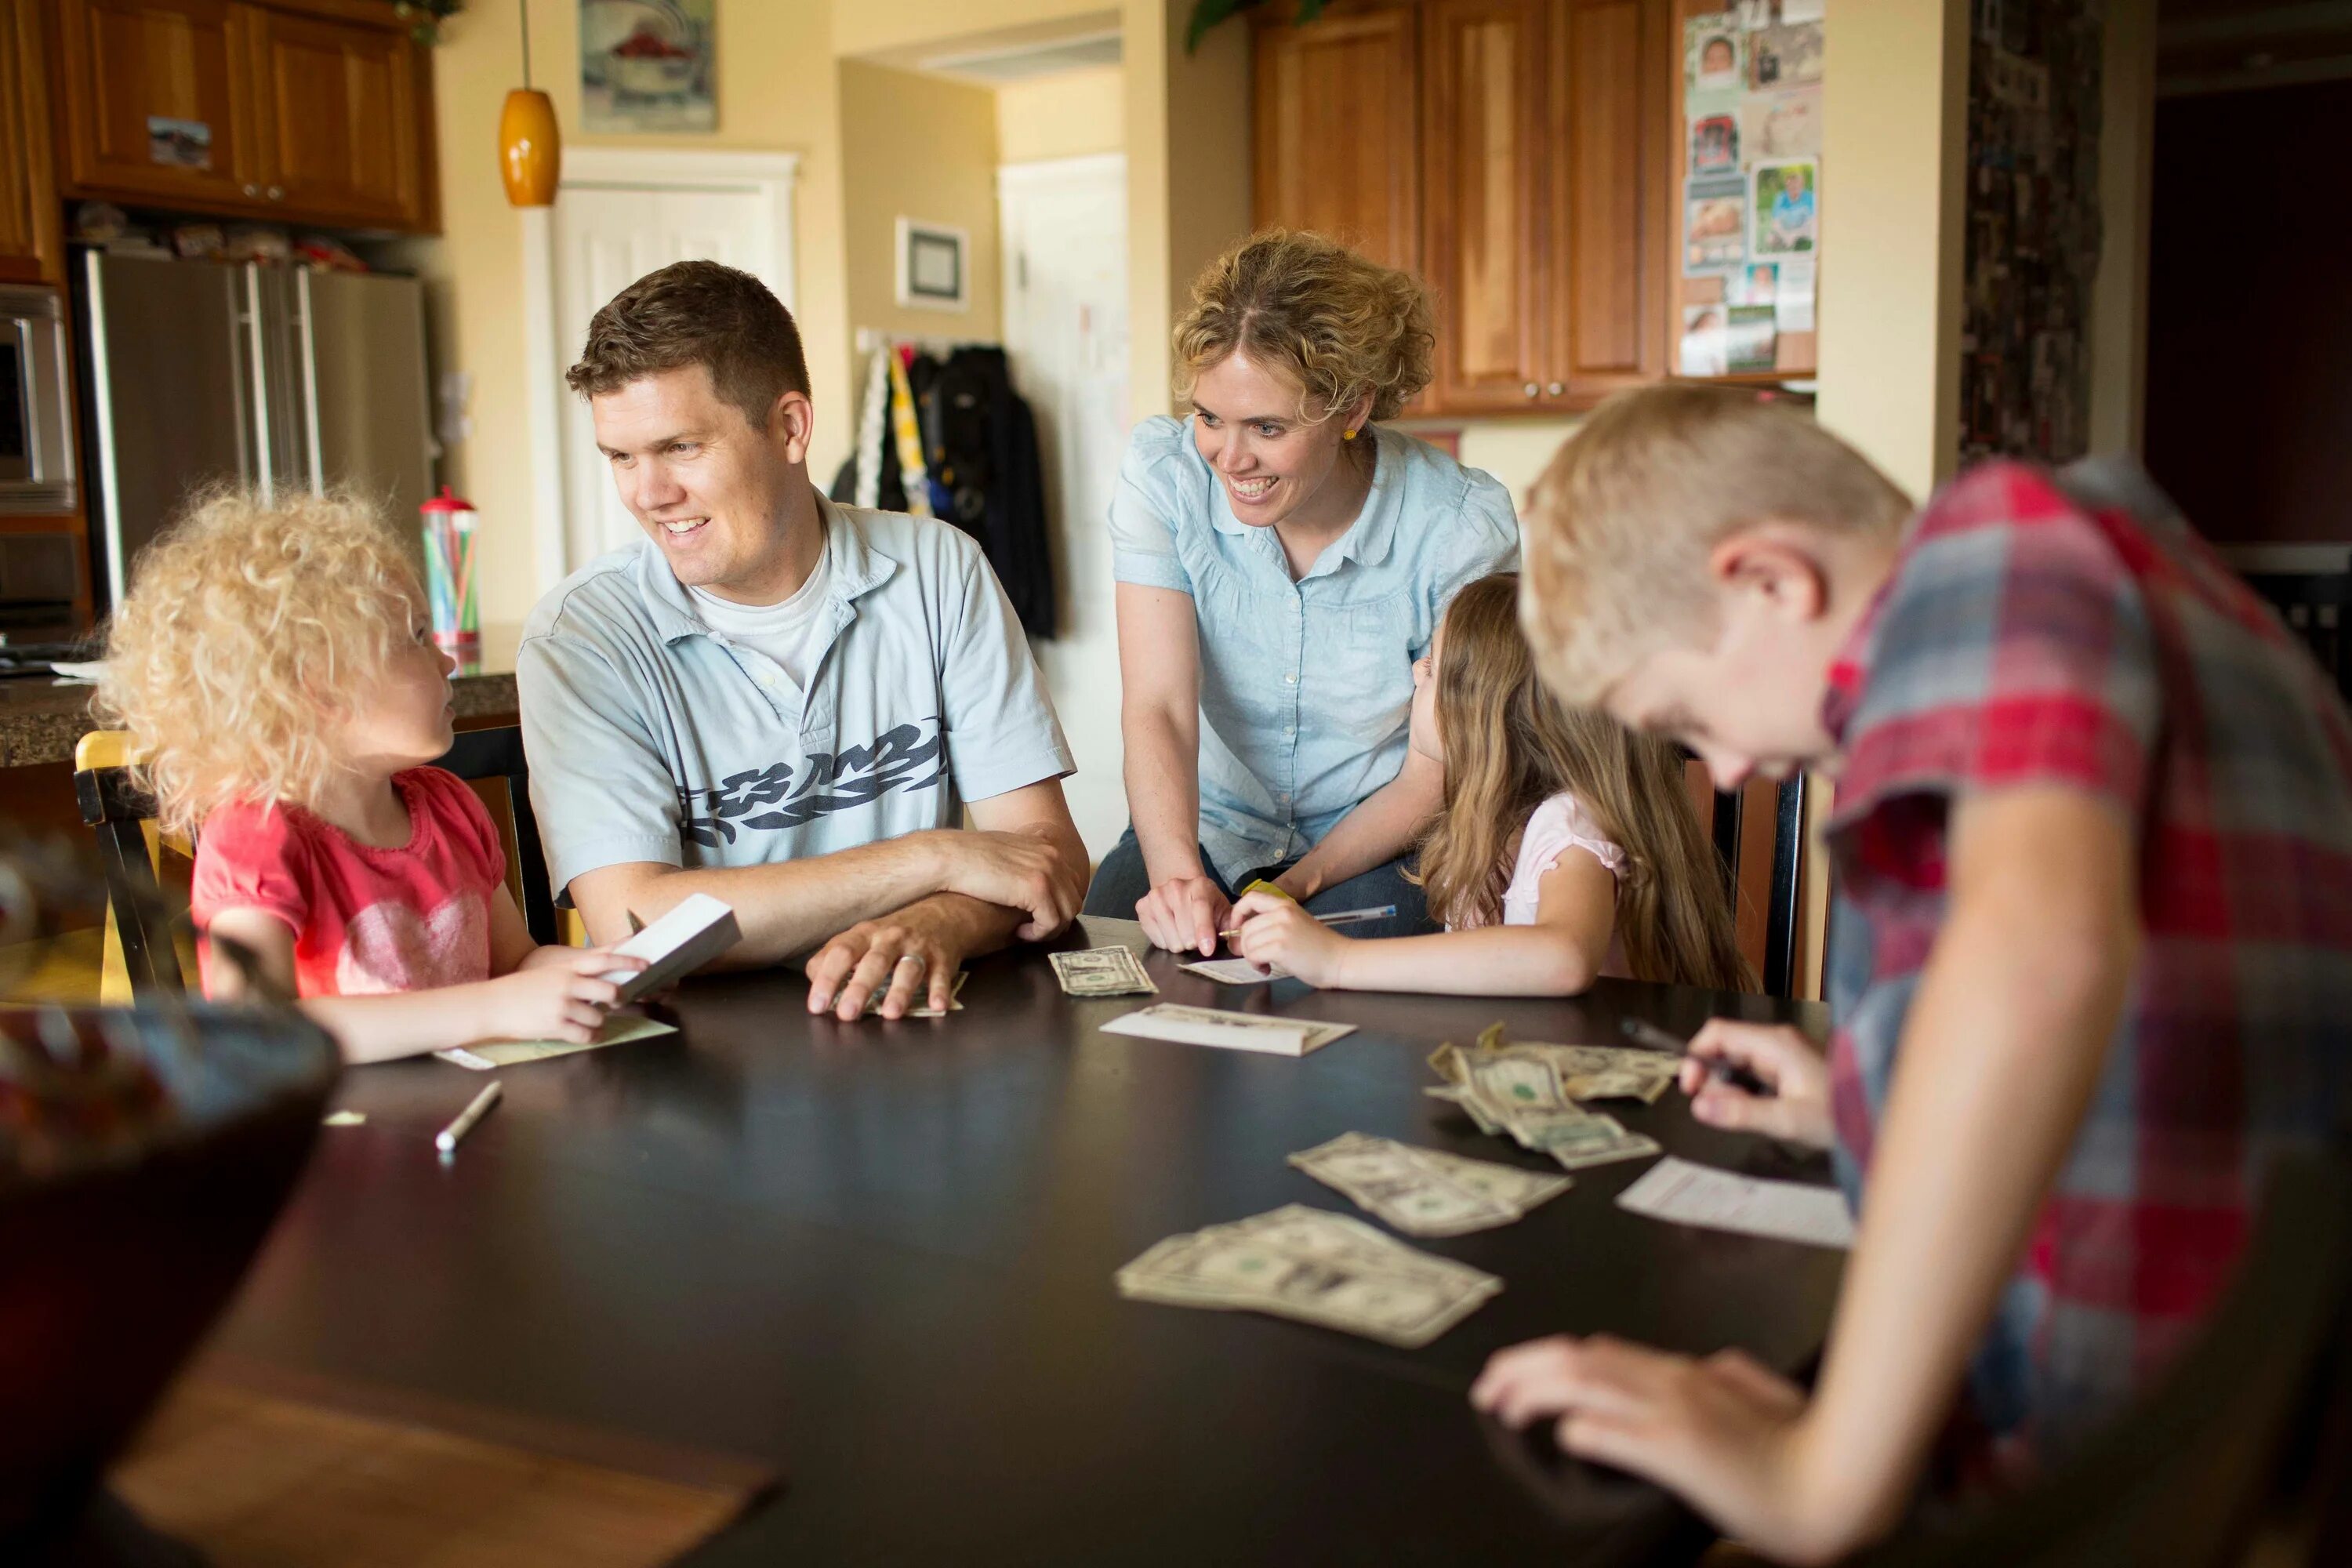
[{"left": 895, "top": 953, "right": 926, "bottom": 975}]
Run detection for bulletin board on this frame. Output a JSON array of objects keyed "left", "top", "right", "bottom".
[{"left": 1671, "top": 0, "right": 1824, "bottom": 383}]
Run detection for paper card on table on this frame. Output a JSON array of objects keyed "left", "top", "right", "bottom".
[
  {"left": 436, "top": 1014, "right": 678, "bottom": 1071},
  {"left": 1099, "top": 1004, "right": 1354, "bottom": 1058},
  {"left": 603, "top": 893, "right": 740, "bottom": 1003},
  {"left": 1615, "top": 1156, "right": 1856, "bottom": 1249},
  {"left": 1178, "top": 956, "right": 1292, "bottom": 985}
]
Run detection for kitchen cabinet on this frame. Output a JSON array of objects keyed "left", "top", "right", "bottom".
[
  {"left": 1252, "top": 0, "right": 1674, "bottom": 416},
  {"left": 53, "top": 0, "right": 437, "bottom": 233},
  {"left": 0, "top": 0, "right": 67, "bottom": 284}
]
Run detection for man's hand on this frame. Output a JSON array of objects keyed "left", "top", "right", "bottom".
[
  {"left": 931, "top": 828, "right": 1078, "bottom": 942},
  {"left": 805, "top": 901, "right": 968, "bottom": 1021},
  {"left": 1677, "top": 1020, "right": 1835, "bottom": 1149},
  {"left": 1229, "top": 892, "right": 1348, "bottom": 985},
  {"left": 1137, "top": 873, "right": 1231, "bottom": 956},
  {"left": 1472, "top": 1337, "right": 1846, "bottom": 1563}
]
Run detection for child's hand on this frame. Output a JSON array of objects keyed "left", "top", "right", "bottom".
[
  {"left": 1230, "top": 893, "right": 1349, "bottom": 987},
  {"left": 1677, "top": 1020, "right": 1833, "bottom": 1148},
  {"left": 485, "top": 948, "right": 643, "bottom": 1044}
]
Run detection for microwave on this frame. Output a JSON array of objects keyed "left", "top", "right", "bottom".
[{"left": 0, "top": 284, "right": 75, "bottom": 515}]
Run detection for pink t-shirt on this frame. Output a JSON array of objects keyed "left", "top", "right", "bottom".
[
  {"left": 1454, "top": 791, "right": 1632, "bottom": 978},
  {"left": 190, "top": 768, "right": 508, "bottom": 999}
]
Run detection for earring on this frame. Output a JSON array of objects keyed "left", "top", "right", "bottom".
[{"left": 1343, "top": 427, "right": 1358, "bottom": 441}]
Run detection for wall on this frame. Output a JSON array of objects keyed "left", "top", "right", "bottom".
[
  {"left": 408, "top": 1, "right": 852, "bottom": 628},
  {"left": 2089, "top": 0, "right": 2156, "bottom": 457},
  {"left": 836, "top": 0, "right": 1114, "bottom": 62},
  {"left": 997, "top": 64, "right": 1126, "bottom": 163},
  {"left": 2143, "top": 78, "right": 2352, "bottom": 543},
  {"left": 838, "top": 60, "right": 1004, "bottom": 381}
]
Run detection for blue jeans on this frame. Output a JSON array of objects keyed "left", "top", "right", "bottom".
[{"left": 1082, "top": 826, "right": 1433, "bottom": 940}]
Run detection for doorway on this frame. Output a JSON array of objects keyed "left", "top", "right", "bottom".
[{"left": 998, "top": 153, "right": 1131, "bottom": 860}]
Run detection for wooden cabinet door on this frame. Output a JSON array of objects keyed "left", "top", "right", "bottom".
[
  {"left": 245, "top": 5, "right": 430, "bottom": 230},
  {"left": 1252, "top": 7, "right": 1419, "bottom": 277},
  {"left": 1544, "top": 0, "right": 1670, "bottom": 403},
  {"left": 1420, "top": 0, "right": 1549, "bottom": 415},
  {"left": 53, "top": 0, "right": 257, "bottom": 207},
  {"left": 0, "top": 0, "right": 49, "bottom": 281}
]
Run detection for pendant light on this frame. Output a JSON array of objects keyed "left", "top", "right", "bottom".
[{"left": 499, "top": 0, "right": 561, "bottom": 207}]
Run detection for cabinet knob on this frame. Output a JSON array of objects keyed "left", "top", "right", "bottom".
[
  {"left": 267, "top": 186, "right": 285, "bottom": 201},
  {"left": 1522, "top": 382, "right": 1540, "bottom": 399},
  {"left": 242, "top": 183, "right": 260, "bottom": 197},
  {"left": 1546, "top": 382, "right": 1565, "bottom": 397}
]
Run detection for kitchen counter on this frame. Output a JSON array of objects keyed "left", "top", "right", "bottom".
[{"left": 0, "top": 626, "right": 524, "bottom": 769}]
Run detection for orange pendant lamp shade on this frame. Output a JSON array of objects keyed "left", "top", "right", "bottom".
[{"left": 499, "top": 88, "right": 561, "bottom": 207}]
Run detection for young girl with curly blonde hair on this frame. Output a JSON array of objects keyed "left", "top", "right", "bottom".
[
  {"left": 1230, "top": 573, "right": 1747, "bottom": 995},
  {"left": 98, "top": 488, "right": 642, "bottom": 1062}
]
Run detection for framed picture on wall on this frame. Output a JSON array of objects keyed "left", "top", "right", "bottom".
[
  {"left": 580, "top": 0, "right": 716, "bottom": 134},
  {"left": 895, "top": 219, "right": 970, "bottom": 312}
]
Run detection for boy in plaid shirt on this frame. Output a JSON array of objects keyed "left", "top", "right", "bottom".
[{"left": 1469, "top": 386, "right": 2352, "bottom": 1560}]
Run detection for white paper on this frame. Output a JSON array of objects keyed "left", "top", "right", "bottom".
[
  {"left": 1778, "top": 0, "right": 1825, "bottom": 23},
  {"left": 1774, "top": 256, "right": 1818, "bottom": 332},
  {"left": 1179, "top": 956, "right": 1292, "bottom": 985},
  {"left": 1099, "top": 1004, "right": 1356, "bottom": 1057},
  {"left": 1615, "top": 1156, "right": 1856, "bottom": 1249},
  {"left": 603, "top": 892, "right": 739, "bottom": 1002}
]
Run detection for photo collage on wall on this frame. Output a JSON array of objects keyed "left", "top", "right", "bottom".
[{"left": 1678, "top": 0, "right": 1823, "bottom": 379}]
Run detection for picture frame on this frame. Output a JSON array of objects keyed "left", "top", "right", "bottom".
[{"left": 895, "top": 219, "right": 970, "bottom": 312}]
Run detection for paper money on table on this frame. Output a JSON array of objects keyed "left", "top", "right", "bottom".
[
  {"left": 1289, "top": 1132, "right": 1571, "bottom": 1236},
  {"left": 1099, "top": 1004, "right": 1355, "bottom": 1057},
  {"left": 1050, "top": 945, "right": 1159, "bottom": 996},
  {"left": 1426, "top": 1037, "right": 1664, "bottom": 1169},
  {"left": 857, "top": 969, "right": 968, "bottom": 1017},
  {"left": 1616, "top": 1156, "right": 1856, "bottom": 1248},
  {"left": 1115, "top": 1203, "right": 1502, "bottom": 1347},
  {"left": 1178, "top": 955, "right": 1292, "bottom": 985},
  {"left": 437, "top": 1014, "right": 677, "bottom": 1071}
]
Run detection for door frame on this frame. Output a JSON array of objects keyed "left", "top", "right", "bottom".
[{"left": 522, "top": 147, "right": 800, "bottom": 590}]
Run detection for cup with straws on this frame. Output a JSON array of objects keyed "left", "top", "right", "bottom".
[{"left": 418, "top": 487, "right": 481, "bottom": 667}]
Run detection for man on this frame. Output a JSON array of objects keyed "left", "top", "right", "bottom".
[
  {"left": 518, "top": 260, "right": 1087, "bottom": 1020},
  {"left": 1471, "top": 386, "right": 2352, "bottom": 1561}
]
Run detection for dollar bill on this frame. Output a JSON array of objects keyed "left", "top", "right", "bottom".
[
  {"left": 1049, "top": 945, "right": 1159, "bottom": 996},
  {"left": 1428, "top": 1025, "right": 1666, "bottom": 1170},
  {"left": 1289, "top": 1132, "right": 1571, "bottom": 1236},
  {"left": 1543, "top": 1115, "right": 1665, "bottom": 1171},
  {"left": 858, "top": 969, "right": 968, "bottom": 1018},
  {"left": 1115, "top": 1203, "right": 1502, "bottom": 1347}
]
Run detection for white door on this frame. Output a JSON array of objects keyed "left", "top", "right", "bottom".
[
  {"left": 999, "top": 154, "right": 1131, "bottom": 862},
  {"left": 552, "top": 155, "right": 794, "bottom": 572}
]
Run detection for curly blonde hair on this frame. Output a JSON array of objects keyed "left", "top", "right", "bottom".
[
  {"left": 1173, "top": 230, "right": 1435, "bottom": 426},
  {"left": 95, "top": 487, "right": 424, "bottom": 837}
]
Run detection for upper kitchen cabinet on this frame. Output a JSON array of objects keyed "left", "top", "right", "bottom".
[
  {"left": 245, "top": 5, "right": 434, "bottom": 230},
  {"left": 0, "top": 0, "right": 67, "bottom": 284},
  {"left": 1252, "top": 0, "right": 1674, "bottom": 416},
  {"left": 52, "top": 0, "right": 439, "bottom": 233},
  {"left": 1252, "top": 8, "right": 1421, "bottom": 277},
  {"left": 53, "top": 0, "right": 258, "bottom": 211}
]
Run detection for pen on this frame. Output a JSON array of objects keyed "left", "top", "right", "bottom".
[
  {"left": 1217, "top": 903, "right": 1397, "bottom": 939},
  {"left": 435, "top": 1080, "right": 503, "bottom": 1154},
  {"left": 1619, "top": 1018, "right": 1776, "bottom": 1098}
]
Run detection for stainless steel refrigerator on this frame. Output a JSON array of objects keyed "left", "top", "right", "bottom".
[{"left": 78, "top": 252, "right": 435, "bottom": 608}]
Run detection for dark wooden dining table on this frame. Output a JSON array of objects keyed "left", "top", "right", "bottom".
[{"left": 201, "top": 916, "right": 1846, "bottom": 1566}]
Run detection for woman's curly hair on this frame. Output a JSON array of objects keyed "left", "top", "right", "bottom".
[
  {"left": 1173, "top": 229, "right": 1436, "bottom": 426},
  {"left": 95, "top": 487, "right": 423, "bottom": 837}
]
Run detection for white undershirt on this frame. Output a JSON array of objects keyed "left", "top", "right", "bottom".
[{"left": 689, "top": 547, "right": 833, "bottom": 696}]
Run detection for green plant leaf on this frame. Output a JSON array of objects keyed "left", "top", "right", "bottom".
[{"left": 1185, "top": 0, "right": 1254, "bottom": 53}]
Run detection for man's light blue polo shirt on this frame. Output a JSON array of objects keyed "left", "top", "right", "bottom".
[
  {"left": 1109, "top": 416, "right": 1520, "bottom": 880},
  {"left": 518, "top": 493, "right": 1074, "bottom": 896}
]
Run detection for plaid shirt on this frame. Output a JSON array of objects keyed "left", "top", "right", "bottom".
[{"left": 1820, "top": 458, "right": 2352, "bottom": 1462}]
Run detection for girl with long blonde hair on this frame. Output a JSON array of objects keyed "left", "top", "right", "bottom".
[{"left": 1229, "top": 573, "right": 1748, "bottom": 994}]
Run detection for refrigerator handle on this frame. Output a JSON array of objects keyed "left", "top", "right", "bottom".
[
  {"left": 241, "top": 265, "right": 275, "bottom": 505},
  {"left": 223, "top": 269, "right": 253, "bottom": 490},
  {"left": 296, "top": 270, "right": 324, "bottom": 495}
]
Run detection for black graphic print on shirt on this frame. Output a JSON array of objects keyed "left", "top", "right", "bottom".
[{"left": 678, "top": 717, "right": 948, "bottom": 848}]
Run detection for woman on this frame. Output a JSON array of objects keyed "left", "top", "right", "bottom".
[{"left": 1083, "top": 230, "right": 1520, "bottom": 953}]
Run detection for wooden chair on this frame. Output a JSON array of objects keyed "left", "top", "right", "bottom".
[
  {"left": 73, "top": 724, "right": 562, "bottom": 1002},
  {"left": 1852, "top": 1143, "right": 2352, "bottom": 1567},
  {"left": 1703, "top": 772, "right": 1809, "bottom": 998}
]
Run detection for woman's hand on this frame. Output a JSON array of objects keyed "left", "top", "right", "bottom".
[
  {"left": 483, "top": 947, "right": 644, "bottom": 1043},
  {"left": 1679, "top": 1019, "right": 1835, "bottom": 1149},
  {"left": 1137, "top": 873, "right": 1232, "bottom": 956},
  {"left": 806, "top": 904, "right": 966, "bottom": 1021},
  {"left": 1229, "top": 892, "right": 1349, "bottom": 986},
  {"left": 1472, "top": 1335, "right": 1848, "bottom": 1564}
]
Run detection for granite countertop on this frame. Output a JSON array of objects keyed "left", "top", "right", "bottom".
[{"left": 0, "top": 625, "right": 524, "bottom": 769}]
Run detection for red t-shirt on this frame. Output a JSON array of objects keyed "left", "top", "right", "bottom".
[{"left": 190, "top": 768, "right": 509, "bottom": 999}]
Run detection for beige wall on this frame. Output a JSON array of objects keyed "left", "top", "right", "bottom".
[
  {"left": 997, "top": 65, "right": 1126, "bottom": 163},
  {"left": 1813, "top": 0, "right": 1969, "bottom": 502},
  {"left": 409, "top": 0, "right": 851, "bottom": 627},
  {"left": 836, "top": 0, "right": 1113, "bottom": 62},
  {"left": 838, "top": 60, "right": 1004, "bottom": 387}
]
